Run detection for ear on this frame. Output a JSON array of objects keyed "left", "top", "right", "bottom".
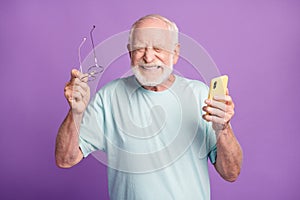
[
  {"left": 127, "top": 44, "right": 132, "bottom": 59},
  {"left": 172, "top": 44, "right": 180, "bottom": 65}
]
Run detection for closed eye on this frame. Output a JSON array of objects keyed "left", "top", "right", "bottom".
[
  {"left": 153, "top": 47, "right": 162, "bottom": 53},
  {"left": 133, "top": 46, "right": 146, "bottom": 53}
]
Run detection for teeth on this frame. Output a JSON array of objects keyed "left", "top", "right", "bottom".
[{"left": 141, "top": 66, "right": 158, "bottom": 70}]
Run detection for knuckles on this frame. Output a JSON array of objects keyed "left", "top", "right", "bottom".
[{"left": 204, "top": 95, "right": 235, "bottom": 126}]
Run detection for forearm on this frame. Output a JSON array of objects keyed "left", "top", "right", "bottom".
[
  {"left": 214, "top": 124, "right": 243, "bottom": 182},
  {"left": 55, "top": 110, "right": 83, "bottom": 168}
]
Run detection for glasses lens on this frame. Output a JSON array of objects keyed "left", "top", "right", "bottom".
[{"left": 87, "top": 65, "right": 104, "bottom": 81}]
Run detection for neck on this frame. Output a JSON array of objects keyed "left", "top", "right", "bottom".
[{"left": 142, "top": 74, "right": 175, "bottom": 92}]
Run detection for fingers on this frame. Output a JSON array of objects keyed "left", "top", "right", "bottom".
[
  {"left": 72, "top": 78, "right": 89, "bottom": 91},
  {"left": 65, "top": 85, "right": 87, "bottom": 98},
  {"left": 71, "top": 69, "right": 88, "bottom": 83},
  {"left": 203, "top": 98, "right": 234, "bottom": 117},
  {"left": 202, "top": 90, "right": 235, "bottom": 127},
  {"left": 65, "top": 79, "right": 89, "bottom": 94},
  {"left": 71, "top": 69, "right": 83, "bottom": 79},
  {"left": 203, "top": 106, "right": 225, "bottom": 118},
  {"left": 212, "top": 94, "right": 234, "bottom": 106},
  {"left": 65, "top": 90, "right": 83, "bottom": 102},
  {"left": 205, "top": 94, "right": 234, "bottom": 109},
  {"left": 202, "top": 109, "right": 232, "bottom": 124},
  {"left": 202, "top": 114, "right": 228, "bottom": 125},
  {"left": 205, "top": 99, "right": 226, "bottom": 111},
  {"left": 67, "top": 69, "right": 89, "bottom": 90},
  {"left": 65, "top": 69, "right": 90, "bottom": 103}
]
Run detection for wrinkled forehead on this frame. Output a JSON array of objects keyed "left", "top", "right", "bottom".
[{"left": 128, "top": 28, "right": 177, "bottom": 52}]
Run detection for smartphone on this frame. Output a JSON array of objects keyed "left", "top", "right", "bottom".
[{"left": 208, "top": 75, "right": 228, "bottom": 100}]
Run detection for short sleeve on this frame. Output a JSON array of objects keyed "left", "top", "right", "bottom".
[
  {"left": 194, "top": 80, "right": 217, "bottom": 164},
  {"left": 79, "top": 92, "right": 106, "bottom": 157},
  {"left": 206, "top": 122, "right": 217, "bottom": 164}
]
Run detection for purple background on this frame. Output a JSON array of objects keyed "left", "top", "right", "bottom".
[{"left": 1, "top": 0, "right": 299, "bottom": 199}]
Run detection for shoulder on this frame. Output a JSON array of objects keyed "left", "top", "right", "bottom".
[
  {"left": 97, "top": 76, "right": 134, "bottom": 94},
  {"left": 175, "top": 75, "right": 209, "bottom": 94},
  {"left": 92, "top": 76, "right": 135, "bottom": 103}
]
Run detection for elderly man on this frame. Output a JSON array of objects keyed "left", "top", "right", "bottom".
[{"left": 56, "top": 14, "right": 242, "bottom": 200}]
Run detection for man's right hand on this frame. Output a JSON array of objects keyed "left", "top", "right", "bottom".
[{"left": 64, "top": 69, "right": 90, "bottom": 115}]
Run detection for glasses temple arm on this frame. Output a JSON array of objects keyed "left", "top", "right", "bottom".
[
  {"left": 78, "top": 37, "right": 87, "bottom": 73},
  {"left": 90, "top": 25, "right": 98, "bottom": 65}
]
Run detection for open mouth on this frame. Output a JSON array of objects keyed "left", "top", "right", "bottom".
[{"left": 140, "top": 65, "right": 161, "bottom": 70}]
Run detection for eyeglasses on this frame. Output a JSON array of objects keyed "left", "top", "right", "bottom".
[{"left": 78, "top": 25, "right": 104, "bottom": 82}]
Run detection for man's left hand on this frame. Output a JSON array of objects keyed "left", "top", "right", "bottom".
[{"left": 202, "top": 89, "right": 235, "bottom": 132}]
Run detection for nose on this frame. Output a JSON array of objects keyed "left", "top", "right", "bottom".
[{"left": 143, "top": 47, "right": 155, "bottom": 63}]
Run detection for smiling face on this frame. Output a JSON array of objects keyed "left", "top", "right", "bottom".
[{"left": 128, "top": 18, "right": 179, "bottom": 86}]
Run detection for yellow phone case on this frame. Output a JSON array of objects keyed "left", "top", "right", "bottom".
[{"left": 208, "top": 75, "right": 228, "bottom": 100}]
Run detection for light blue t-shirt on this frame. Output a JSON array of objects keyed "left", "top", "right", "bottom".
[{"left": 79, "top": 75, "right": 217, "bottom": 200}]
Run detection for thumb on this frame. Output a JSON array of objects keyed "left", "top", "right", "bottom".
[
  {"left": 71, "top": 69, "right": 82, "bottom": 79},
  {"left": 71, "top": 69, "right": 88, "bottom": 83}
]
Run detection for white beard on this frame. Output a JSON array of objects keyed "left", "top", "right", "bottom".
[{"left": 131, "top": 59, "right": 173, "bottom": 87}]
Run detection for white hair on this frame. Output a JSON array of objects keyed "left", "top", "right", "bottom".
[{"left": 128, "top": 14, "right": 179, "bottom": 47}]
